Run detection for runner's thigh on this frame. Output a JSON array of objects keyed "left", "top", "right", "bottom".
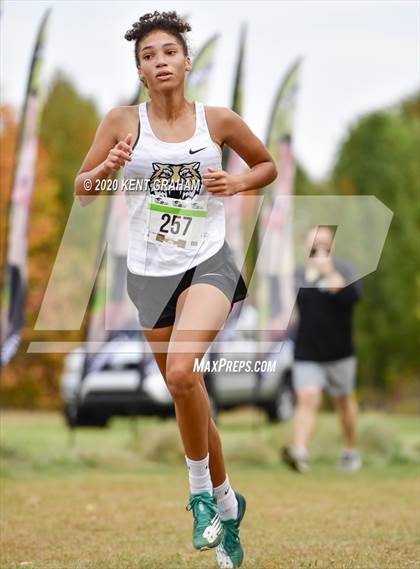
[
  {"left": 142, "top": 325, "right": 173, "bottom": 379},
  {"left": 168, "top": 283, "right": 232, "bottom": 362}
]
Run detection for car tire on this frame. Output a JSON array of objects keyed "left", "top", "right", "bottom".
[
  {"left": 63, "top": 402, "right": 79, "bottom": 428},
  {"left": 159, "top": 410, "right": 172, "bottom": 420},
  {"left": 265, "top": 372, "right": 295, "bottom": 422},
  {"left": 63, "top": 403, "right": 110, "bottom": 428}
]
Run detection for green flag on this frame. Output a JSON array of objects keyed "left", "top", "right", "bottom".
[
  {"left": 0, "top": 10, "right": 50, "bottom": 367},
  {"left": 257, "top": 59, "right": 302, "bottom": 343}
]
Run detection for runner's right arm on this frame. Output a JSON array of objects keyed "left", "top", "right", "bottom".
[{"left": 74, "top": 108, "right": 132, "bottom": 207}]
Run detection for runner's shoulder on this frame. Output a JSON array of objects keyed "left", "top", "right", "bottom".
[
  {"left": 103, "top": 105, "right": 138, "bottom": 124},
  {"left": 203, "top": 105, "right": 241, "bottom": 123},
  {"left": 100, "top": 105, "right": 139, "bottom": 140},
  {"left": 203, "top": 105, "right": 243, "bottom": 137}
]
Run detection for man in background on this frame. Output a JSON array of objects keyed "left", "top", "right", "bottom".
[{"left": 282, "top": 226, "right": 363, "bottom": 473}]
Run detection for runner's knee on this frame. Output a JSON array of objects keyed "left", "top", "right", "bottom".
[{"left": 166, "top": 359, "right": 196, "bottom": 399}]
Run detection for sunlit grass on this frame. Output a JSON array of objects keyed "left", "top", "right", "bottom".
[{"left": 0, "top": 410, "right": 418, "bottom": 568}]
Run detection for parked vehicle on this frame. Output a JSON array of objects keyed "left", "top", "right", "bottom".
[{"left": 60, "top": 307, "right": 296, "bottom": 427}]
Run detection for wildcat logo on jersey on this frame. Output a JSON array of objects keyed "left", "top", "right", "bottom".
[{"left": 149, "top": 162, "right": 202, "bottom": 199}]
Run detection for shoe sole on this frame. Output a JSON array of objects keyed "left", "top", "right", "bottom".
[
  {"left": 236, "top": 492, "right": 247, "bottom": 525},
  {"left": 281, "top": 447, "right": 298, "bottom": 470},
  {"left": 221, "top": 492, "right": 246, "bottom": 568},
  {"left": 198, "top": 534, "right": 223, "bottom": 551},
  {"left": 281, "top": 447, "right": 309, "bottom": 473},
  {"left": 195, "top": 527, "right": 224, "bottom": 551}
]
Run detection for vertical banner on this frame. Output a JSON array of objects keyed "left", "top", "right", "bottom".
[
  {"left": 0, "top": 10, "right": 50, "bottom": 367},
  {"left": 186, "top": 33, "right": 219, "bottom": 101},
  {"left": 223, "top": 25, "right": 248, "bottom": 272},
  {"left": 257, "top": 59, "right": 301, "bottom": 343}
]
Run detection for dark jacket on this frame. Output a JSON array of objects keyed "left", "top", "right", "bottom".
[{"left": 293, "top": 259, "right": 362, "bottom": 362}]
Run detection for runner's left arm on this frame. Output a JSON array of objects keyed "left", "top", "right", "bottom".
[{"left": 203, "top": 108, "right": 277, "bottom": 196}]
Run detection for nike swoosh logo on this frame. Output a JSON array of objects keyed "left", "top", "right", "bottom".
[
  {"left": 189, "top": 147, "right": 207, "bottom": 155},
  {"left": 199, "top": 273, "right": 222, "bottom": 278}
]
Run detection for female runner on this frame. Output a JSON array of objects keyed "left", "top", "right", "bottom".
[{"left": 74, "top": 11, "right": 277, "bottom": 569}]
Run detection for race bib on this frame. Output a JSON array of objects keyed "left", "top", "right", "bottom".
[{"left": 145, "top": 195, "right": 208, "bottom": 250}]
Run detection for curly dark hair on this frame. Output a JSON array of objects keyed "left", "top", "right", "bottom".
[{"left": 125, "top": 11, "right": 191, "bottom": 68}]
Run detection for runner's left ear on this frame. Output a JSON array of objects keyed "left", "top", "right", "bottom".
[
  {"left": 137, "top": 65, "right": 148, "bottom": 88},
  {"left": 185, "top": 56, "right": 192, "bottom": 72}
]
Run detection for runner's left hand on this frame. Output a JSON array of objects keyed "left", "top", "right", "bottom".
[{"left": 203, "top": 167, "right": 242, "bottom": 196}]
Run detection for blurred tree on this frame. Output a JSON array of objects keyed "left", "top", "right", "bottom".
[
  {"left": 0, "top": 103, "right": 66, "bottom": 407},
  {"left": 294, "top": 162, "right": 330, "bottom": 196},
  {"left": 331, "top": 92, "right": 419, "bottom": 392},
  {"left": 39, "top": 71, "right": 100, "bottom": 211},
  {"left": 0, "top": 70, "right": 100, "bottom": 408}
]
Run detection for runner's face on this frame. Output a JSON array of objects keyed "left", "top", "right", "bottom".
[{"left": 137, "top": 31, "right": 191, "bottom": 92}]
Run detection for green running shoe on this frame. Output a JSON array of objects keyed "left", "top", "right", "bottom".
[
  {"left": 186, "top": 492, "right": 224, "bottom": 551},
  {"left": 215, "top": 492, "right": 247, "bottom": 568}
]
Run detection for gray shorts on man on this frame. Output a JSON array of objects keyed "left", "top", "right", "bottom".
[{"left": 292, "top": 356, "right": 357, "bottom": 398}]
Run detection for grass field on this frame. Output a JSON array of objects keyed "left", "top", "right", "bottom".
[{"left": 0, "top": 409, "right": 419, "bottom": 569}]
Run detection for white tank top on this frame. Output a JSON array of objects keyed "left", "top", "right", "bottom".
[{"left": 124, "top": 101, "right": 225, "bottom": 276}]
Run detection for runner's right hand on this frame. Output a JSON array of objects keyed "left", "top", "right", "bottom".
[{"left": 103, "top": 133, "right": 133, "bottom": 173}]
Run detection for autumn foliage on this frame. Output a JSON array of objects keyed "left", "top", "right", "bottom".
[{"left": 0, "top": 75, "right": 100, "bottom": 408}]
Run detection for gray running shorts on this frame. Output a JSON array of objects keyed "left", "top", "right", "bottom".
[
  {"left": 292, "top": 356, "right": 357, "bottom": 397},
  {"left": 126, "top": 241, "right": 248, "bottom": 329}
]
